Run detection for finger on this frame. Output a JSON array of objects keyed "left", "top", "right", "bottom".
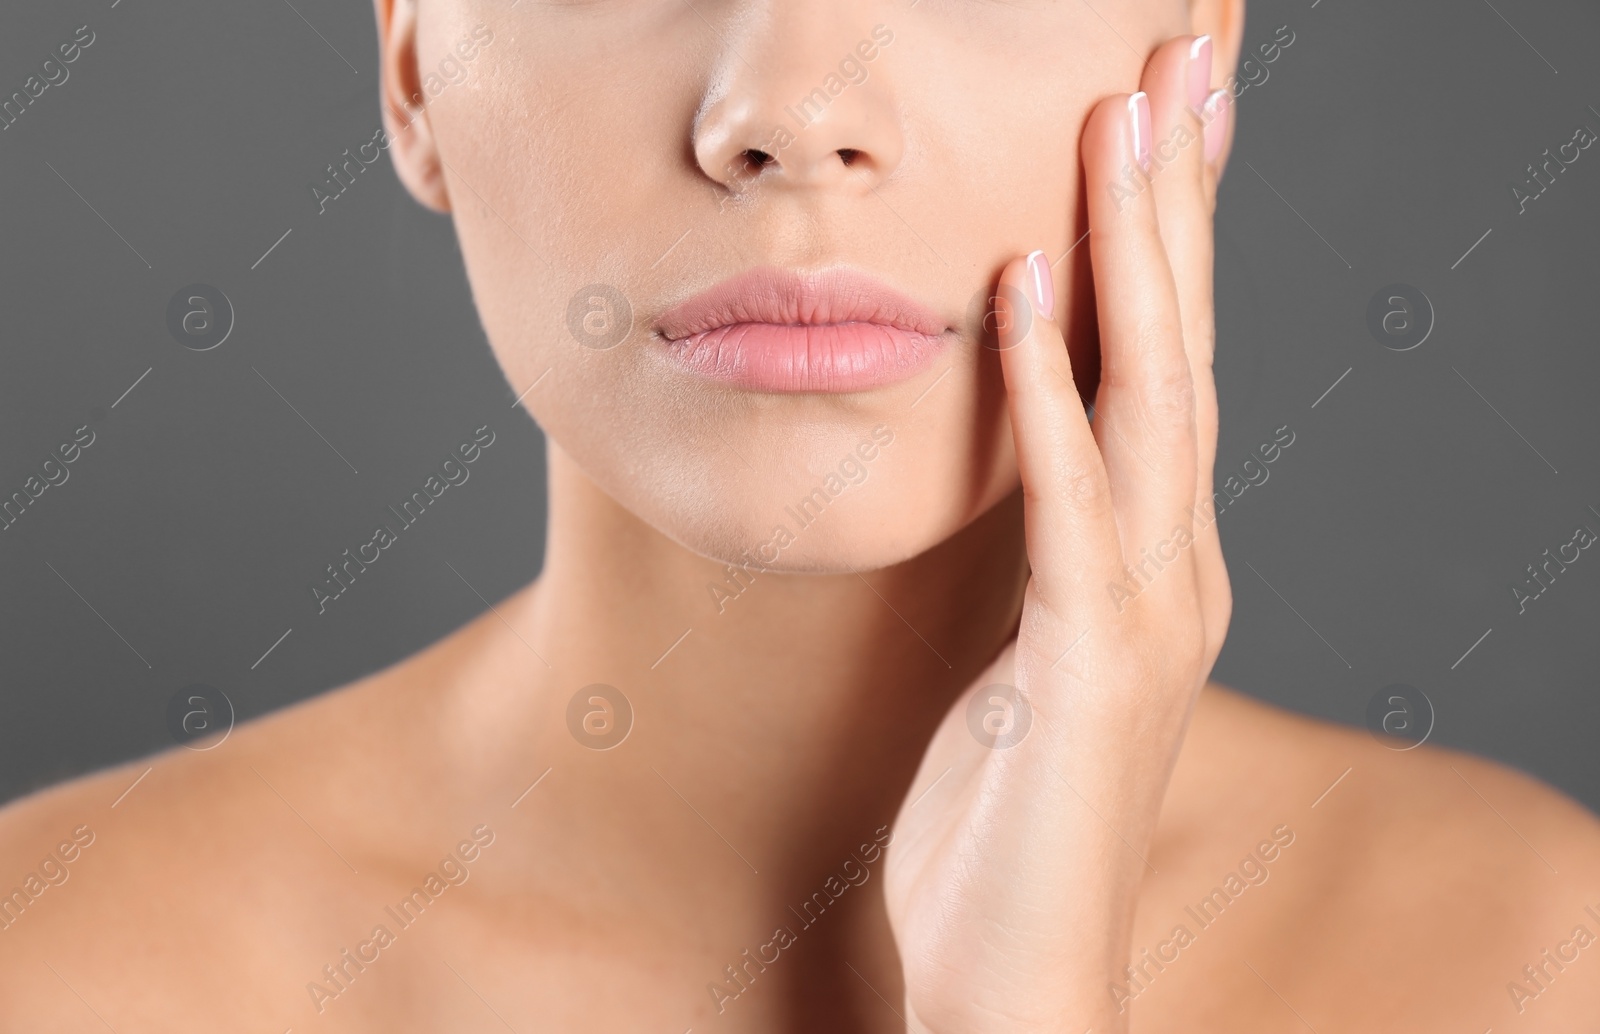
[
  {"left": 1144, "top": 36, "right": 1231, "bottom": 662},
  {"left": 1199, "top": 88, "right": 1239, "bottom": 673},
  {"left": 1146, "top": 36, "right": 1214, "bottom": 371},
  {"left": 1082, "top": 91, "right": 1199, "bottom": 581},
  {"left": 992, "top": 252, "right": 1126, "bottom": 620},
  {"left": 1200, "top": 88, "right": 1234, "bottom": 206},
  {"left": 1142, "top": 36, "right": 1216, "bottom": 502}
]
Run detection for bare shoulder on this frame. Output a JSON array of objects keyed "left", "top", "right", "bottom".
[
  {"left": 0, "top": 733, "right": 283, "bottom": 1024},
  {"left": 1153, "top": 684, "right": 1600, "bottom": 1032},
  {"left": 0, "top": 598, "right": 517, "bottom": 1028}
]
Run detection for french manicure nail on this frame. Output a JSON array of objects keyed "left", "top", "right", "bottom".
[
  {"left": 1188, "top": 36, "right": 1213, "bottom": 110},
  {"left": 1203, "top": 88, "right": 1230, "bottom": 162},
  {"left": 1130, "top": 92, "right": 1152, "bottom": 171},
  {"left": 1025, "top": 250, "right": 1054, "bottom": 317}
]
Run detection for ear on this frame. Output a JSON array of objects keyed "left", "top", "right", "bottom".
[
  {"left": 1190, "top": 0, "right": 1246, "bottom": 173},
  {"left": 373, "top": 0, "right": 450, "bottom": 213}
]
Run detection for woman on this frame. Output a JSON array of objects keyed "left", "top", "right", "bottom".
[{"left": 2, "top": 0, "right": 1597, "bottom": 1030}]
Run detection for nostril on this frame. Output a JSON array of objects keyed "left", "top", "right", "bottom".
[
  {"left": 727, "top": 148, "right": 776, "bottom": 182},
  {"left": 837, "top": 148, "right": 861, "bottom": 166}
]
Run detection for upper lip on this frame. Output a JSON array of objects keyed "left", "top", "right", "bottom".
[{"left": 654, "top": 266, "right": 948, "bottom": 342}]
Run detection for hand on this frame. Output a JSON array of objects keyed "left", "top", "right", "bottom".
[{"left": 883, "top": 36, "right": 1233, "bottom": 1034}]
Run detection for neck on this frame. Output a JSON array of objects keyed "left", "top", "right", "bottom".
[{"left": 457, "top": 440, "right": 1028, "bottom": 906}]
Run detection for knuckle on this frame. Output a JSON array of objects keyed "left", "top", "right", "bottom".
[
  {"left": 1138, "top": 351, "right": 1196, "bottom": 427},
  {"left": 1047, "top": 446, "right": 1109, "bottom": 512},
  {"left": 1061, "top": 466, "right": 1106, "bottom": 511}
]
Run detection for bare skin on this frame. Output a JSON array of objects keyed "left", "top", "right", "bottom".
[
  {"left": 0, "top": 484, "right": 1597, "bottom": 1032},
  {"left": 3, "top": 2, "right": 1599, "bottom": 1031}
]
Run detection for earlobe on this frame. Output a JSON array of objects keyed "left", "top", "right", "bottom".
[{"left": 373, "top": 0, "right": 451, "bottom": 213}]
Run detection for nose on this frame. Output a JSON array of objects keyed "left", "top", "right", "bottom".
[{"left": 693, "top": 14, "right": 903, "bottom": 195}]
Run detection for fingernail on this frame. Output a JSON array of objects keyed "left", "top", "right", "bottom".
[
  {"left": 1130, "top": 92, "right": 1151, "bottom": 171},
  {"left": 1203, "top": 88, "right": 1230, "bottom": 162},
  {"left": 1187, "top": 35, "right": 1212, "bottom": 110},
  {"left": 1025, "top": 250, "right": 1054, "bottom": 316}
]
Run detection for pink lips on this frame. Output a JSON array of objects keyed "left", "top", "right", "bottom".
[{"left": 654, "top": 267, "right": 949, "bottom": 393}]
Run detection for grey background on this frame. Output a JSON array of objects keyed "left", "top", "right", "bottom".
[{"left": 1, "top": 0, "right": 1596, "bottom": 809}]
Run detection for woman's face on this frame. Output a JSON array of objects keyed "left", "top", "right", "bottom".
[{"left": 380, "top": 0, "right": 1226, "bottom": 572}]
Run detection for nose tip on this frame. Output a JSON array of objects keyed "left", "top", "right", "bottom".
[{"left": 692, "top": 30, "right": 904, "bottom": 196}]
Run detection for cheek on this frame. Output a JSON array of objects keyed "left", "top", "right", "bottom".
[{"left": 434, "top": 24, "right": 714, "bottom": 390}]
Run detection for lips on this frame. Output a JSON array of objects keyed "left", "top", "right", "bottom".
[{"left": 653, "top": 267, "right": 950, "bottom": 394}]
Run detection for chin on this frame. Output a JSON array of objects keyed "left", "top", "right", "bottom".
[{"left": 618, "top": 421, "right": 1020, "bottom": 576}]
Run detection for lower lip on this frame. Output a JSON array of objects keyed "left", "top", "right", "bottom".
[{"left": 662, "top": 322, "right": 946, "bottom": 394}]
